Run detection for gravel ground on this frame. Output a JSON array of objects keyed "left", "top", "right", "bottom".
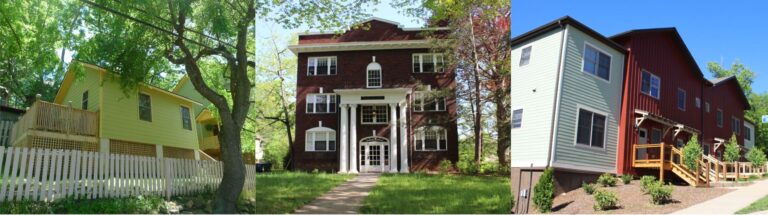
[{"left": 552, "top": 180, "right": 734, "bottom": 214}]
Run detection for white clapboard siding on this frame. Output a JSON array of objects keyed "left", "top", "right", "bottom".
[{"left": 0, "top": 147, "right": 256, "bottom": 202}]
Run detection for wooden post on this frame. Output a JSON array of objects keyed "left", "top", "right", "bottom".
[
  {"left": 632, "top": 144, "right": 637, "bottom": 167},
  {"left": 659, "top": 143, "right": 665, "bottom": 182},
  {"left": 707, "top": 160, "right": 711, "bottom": 186}
]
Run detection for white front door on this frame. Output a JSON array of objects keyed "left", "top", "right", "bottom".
[
  {"left": 360, "top": 141, "right": 389, "bottom": 173},
  {"left": 638, "top": 128, "right": 648, "bottom": 159}
]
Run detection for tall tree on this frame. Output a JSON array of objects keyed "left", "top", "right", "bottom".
[{"left": 74, "top": 0, "right": 375, "bottom": 212}]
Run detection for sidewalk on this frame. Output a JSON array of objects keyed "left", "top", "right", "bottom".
[
  {"left": 293, "top": 173, "right": 380, "bottom": 214},
  {"left": 674, "top": 178, "right": 768, "bottom": 214}
]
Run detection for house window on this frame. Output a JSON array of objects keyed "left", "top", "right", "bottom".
[
  {"left": 651, "top": 128, "right": 662, "bottom": 144},
  {"left": 512, "top": 108, "right": 523, "bottom": 129},
  {"left": 82, "top": 91, "right": 89, "bottom": 110},
  {"left": 361, "top": 105, "right": 388, "bottom": 124},
  {"left": 139, "top": 93, "right": 152, "bottom": 122},
  {"left": 412, "top": 53, "right": 445, "bottom": 73},
  {"left": 576, "top": 108, "right": 606, "bottom": 148},
  {"left": 732, "top": 117, "right": 741, "bottom": 135},
  {"left": 307, "top": 56, "right": 337, "bottom": 76},
  {"left": 306, "top": 94, "right": 337, "bottom": 114},
  {"left": 519, "top": 46, "right": 532, "bottom": 66},
  {"left": 305, "top": 129, "right": 336, "bottom": 152},
  {"left": 367, "top": 59, "right": 382, "bottom": 88},
  {"left": 641, "top": 70, "right": 660, "bottom": 99},
  {"left": 414, "top": 126, "right": 448, "bottom": 151},
  {"left": 582, "top": 44, "right": 610, "bottom": 81},
  {"left": 745, "top": 126, "right": 752, "bottom": 141},
  {"left": 413, "top": 91, "right": 446, "bottom": 112},
  {"left": 695, "top": 97, "right": 701, "bottom": 108},
  {"left": 181, "top": 106, "right": 191, "bottom": 130},
  {"left": 705, "top": 102, "right": 710, "bottom": 112},
  {"left": 677, "top": 88, "right": 686, "bottom": 111},
  {"left": 716, "top": 109, "right": 723, "bottom": 128}
]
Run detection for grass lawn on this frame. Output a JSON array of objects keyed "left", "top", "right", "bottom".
[
  {"left": 238, "top": 171, "right": 354, "bottom": 213},
  {"left": 737, "top": 194, "right": 768, "bottom": 214},
  {"left": 360, "top": 173, "right": 511, "bottom": 214}
]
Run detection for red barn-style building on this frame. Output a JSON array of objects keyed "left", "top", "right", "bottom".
[{"left": 288, "top": 18, "right": 458, "bottom": 173}]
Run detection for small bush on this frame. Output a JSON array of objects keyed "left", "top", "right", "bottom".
[
  {"left": 647, "top": 181, "right": 674, "bottom": 205},
  {"left": 682, "top": 135, "right": 703, "bottom": 170},
  {"left": 746, "top": 148, "right": 767, "bottom": 167},
  {"left": 533, "top": 168, "right": 555, "bottom": 213},
  {"left": 593, "top": 190, "right": 619, "bottom": 211},
  {"left": 621, "top": 174, "right": 633, "bottom": 185},
  {"left": 597, "top": 173, "right": 617, "bottom": 187},
  {"left": 439, "top": 159, "right": 453, "bottom": 175},
  {"left": 456, "top": 159, "right": 479, "bottom": 175},
  {"left": 724, "top": 134, "right": 741, "bottom": 162},
  {"left": 582, "top": 182, "right": 596, "bottom": 195},
  {"left": 311, "top": 169, "right": 320, "bottom": 174},
  {"left": 640, "top": 175, "right": 657, "bottom": 193}
]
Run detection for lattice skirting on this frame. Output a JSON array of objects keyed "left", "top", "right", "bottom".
[
  {"left": 17, "top": 135, "right": 99, "bottom": 152},
  {"left": 163, "top": 146, "right": 195, "bottom": 160},
  {"left": 110, "top": 139, "right": 157, "bottom": 157}
]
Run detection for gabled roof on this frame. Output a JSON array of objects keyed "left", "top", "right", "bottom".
[
  {"left": 707, "top": 75, "right": 751, "bottom": 109},
  {"left": 511, "top": 16, "right": 627, "bottom": 54},
  {"left": 609, "top": 28, "right": 706, "bottom": 80}
]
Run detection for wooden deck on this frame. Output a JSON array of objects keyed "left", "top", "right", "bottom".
[{"left": 10, "top": 100, "right": 99, "bottom": 148}]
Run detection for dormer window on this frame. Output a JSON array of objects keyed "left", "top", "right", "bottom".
[
  {"left": 367, "top": 56, "right": 382, "bottom": 88},
  {"left": 308, "top": 56, "right": 337, "bottom": 76},
  {"left": 413, "top": 53, "right": 444, "bottom": 73}
]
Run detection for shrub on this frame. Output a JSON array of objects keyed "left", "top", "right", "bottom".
[
  {"left": 640, "top": 175, "right": 657, "bottom": 193},
  {"left": 647, "top": 181, "right": 674, "bottom": 205},
  {"left": 439, "top": 159, "right": 453, "bottom": 175},
  {"left": 621, "top": 174, "right": 633, "bottom": 185},
  {"left": 456, "top": 158, "right": 479, "bottom": 175},
  {"left": 311, "top": 169, "right": 320, "bottom": 174},
  {"left": 593, "top": 190, "right": 619, "bottom": 211},
  {"left": 597, "top": 173, "right": 617, "bottom": 187},
  {"left": 479, "top": 162, "right": 499, "bottom": 174},
  {"left": 724, "top": 134, "right": 741, "bottom": 162},
  {"left": 682, "top": 135, "right": 703, "bottom": 170},
  {"left": 746, "top": 147, "right": 767, "bottom": 167},
  {"left": 533, "top": 168, "right": 555, "bottom": 213},
  {"left": 582, "top": 182, "right": 596, "bottom": 195}
]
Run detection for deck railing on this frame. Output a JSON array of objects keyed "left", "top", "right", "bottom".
[
  {"left": 10, "top": 100, "right": 99, "bottom": 144},
  {"left": 200, "top": 136, "right": 220, "bottom": 151}
]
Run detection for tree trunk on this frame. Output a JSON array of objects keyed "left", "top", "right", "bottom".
[
  {"left": 495, "top": 96, "right": 511, "bottom": 165},
  {"left": 213, "top": 119, "right": 246, "bottom": 213},
  {"left": 468, "top": 15, "right": 483, "bottom": 165}
]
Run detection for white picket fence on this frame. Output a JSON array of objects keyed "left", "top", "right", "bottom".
[
  {"left": 0, "top": 121, "right": 13, "bottom": 147},
  {"left": 0, "top": 147, "right": 255, "bottom": 202}
]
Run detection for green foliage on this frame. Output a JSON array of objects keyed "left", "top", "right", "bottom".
[
  {"left": 439, "top": 159, "right": 453, "bottom": 175},
  {"left": 647, "top": 181, "right": 674, "bottom": 205},
  {"left": 707, "top": 61, "right": 755, "bottom": 96},
  {"left": 746, "top": 147, "right": 767, "bottom": 167},
  {"left": 725, "top": 134, "right": 742, "bottom": 162},
  {"left": 582, "top": 182, "right": 596, "bottom": 195},
  {"left": 533, "top": 168, "right": 554, "bottom": 213},
  {"left": 640, "top": 175, "right": 657, "bottom": 193},
  {"left": 592, "top": 190, "right": 619, "bottom": 211},
  {"left": 597, "top": 173, "right": 617, "bottom": 187},
  {"left": 0, "top": 195, "right": 166, "bottom": 214},
  {"left": 736, "top": 194, "right": 768, "bottom": 214},
  {"left": 682, "top": 135, "right": 703, "bottom": 170},
  {"left": 621, "top": 174, "right": 634, "bottom": 185}
]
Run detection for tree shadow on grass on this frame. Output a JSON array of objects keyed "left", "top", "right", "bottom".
[{"left": 551, "top": 200, "right": 573, "bottom": 212}]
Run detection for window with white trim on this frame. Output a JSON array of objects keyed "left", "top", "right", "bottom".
[
  {"left": 306, "top": 94, "right": 337, "bottom": 113},
  {"left": 582, "top": 44, "right": 610, "bottom": 80},
  {"left": 677, "top": 88, "right": 686, "bottom": 111},
  {"left": 367, "top": 59, "right": 382, "bottom": 88},
  {"left": 414, "top": 126, "right": 448, "bottom": 151},
  {"left": 512, "top": 108, "right": 523, "bottom": 129},
  {"left": 576, "top": 108, "right": 606, "bottom": 148},
  {"left": 412, "top": 53, "right": 445, "bottom": 73},
  {"left": 305, "top": 128, "right": 336, "bottom": 152},
  {"left": 732, "top": 117, "right": 741, "bottom": 135},
  {"left": 519, "top": 46, "right": 532, "bottom": 66},
  {"left": 307, "top": 56, "right": 337, "bottom": 76},
  {"left": 641, "top": 70, "right": 660, "bottom": 99},
  {"left": 716, "top": 109, "right": 723, "bottom": 128},
  {"left": 413, "top": 91, "right": 446, "bottom": 112},
  {"left": 361, "top": 105, "right": 387, "bottom": 124}
]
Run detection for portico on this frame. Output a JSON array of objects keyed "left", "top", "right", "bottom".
[{"left": 336, "top": 88, "right": 411, "bottom": 173}]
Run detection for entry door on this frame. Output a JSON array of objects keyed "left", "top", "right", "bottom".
[
  {"left": 360, "top": 142, "right": 389, "bottom": 173},
  {"left": 638, "top": 128, "right": 648, "bottom": 159}
]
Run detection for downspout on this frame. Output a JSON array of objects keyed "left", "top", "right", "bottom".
[{"left": 545, "top": 21, "right": 569, "bottom": 167}]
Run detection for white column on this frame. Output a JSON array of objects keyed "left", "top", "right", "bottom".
[
  {"left": 400, "top": 102, "right": 409, "bottom": 173},
  {"left": 389, "top": 103, "right": 399, "bottom": 172},
  {"left": 339, "top": 104, "right": 349, "bottom": 173},
  {"left": 349, "top": 104, "right": 359, "bottom": 174}
]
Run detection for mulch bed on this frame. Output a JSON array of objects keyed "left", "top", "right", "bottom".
[{"left": 552, "top": 180, "right": 734, "bottom": 214}]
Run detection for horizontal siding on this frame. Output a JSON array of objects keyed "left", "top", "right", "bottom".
[
  {"left": 552, "top": 26, "right": 625, "bottom": 173},
  {"left": 511, "top": 28, "right": 564, "bottom": 168},
  {"left": 60, "top": 69, "right": 101, "bottom": 111}
]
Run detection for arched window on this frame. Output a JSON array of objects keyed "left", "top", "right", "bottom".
[
  {"left": 414, "top": 126, "right": 448, "bottom": 151},
  {"left": 305, "top": 126, "right": 336, "bottom": 152},
  {"left": 367, "top": 57, "right": 382, "bottom": 88}
]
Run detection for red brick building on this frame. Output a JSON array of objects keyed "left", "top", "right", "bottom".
[{"left": 288, "top": 18, "right": 458, "bottom": 172}]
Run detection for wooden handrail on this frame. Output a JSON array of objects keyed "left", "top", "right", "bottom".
[{"left": 10, "top": 100, "right": 99, "bottom": 145}]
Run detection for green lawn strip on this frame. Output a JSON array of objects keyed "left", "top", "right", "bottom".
[
  {"left": 239, "top": 171, "right": 354, "bottom": 214},
  {"left": 0, "top": 195, "right": 166, "bottom": 214},
  {"left": 737, "top": 194, "right": 768, "bottom": 214},
  {"left": 360, "top": 173, "right": 511, "bottom": 214}
]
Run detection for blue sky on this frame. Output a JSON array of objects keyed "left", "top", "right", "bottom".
[{"left": 512, "top": 0, "right": 768, "bottom": 93}]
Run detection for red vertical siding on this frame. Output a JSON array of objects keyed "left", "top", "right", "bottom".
[{"left": 703, "top": 80, "right": 747, "bottom": 158}]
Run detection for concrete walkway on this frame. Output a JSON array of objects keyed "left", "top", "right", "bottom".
[
  {"left": 674, "top": 178, "right": 768, "bottom": 214},
  {"left": 294, "top": 173, "right": 380, "bottom": 214}
]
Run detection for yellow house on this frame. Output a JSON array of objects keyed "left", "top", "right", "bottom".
[{"left": 10, "top": 62, "right": 213, "bottom": 160}]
